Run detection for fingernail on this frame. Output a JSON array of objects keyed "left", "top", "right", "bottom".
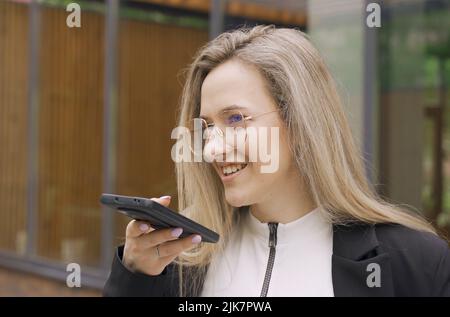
[
  {"left": 171, "top": 228, "right": 183, "bottom": 238},
  {"left": 192, "top": 235, "right": 202, "bottom": 244},
  {"left": 160, "top": 196, "right": 171, "bottom": 200},
  {"left": 139, "top": 223, "right": 149, "bottom": 232}
]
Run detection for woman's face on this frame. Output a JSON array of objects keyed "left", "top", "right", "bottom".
[{"left": 200, "top": 58, "right": 295, "bottom": 207}]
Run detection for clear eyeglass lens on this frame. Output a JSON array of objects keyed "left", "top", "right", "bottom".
[{"left": 189, "top": 111, "right": 247, "bottom": 155}]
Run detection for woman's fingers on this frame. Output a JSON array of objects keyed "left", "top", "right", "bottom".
[
  {"left": 125, "top": 195, "right": 171, "bottom": 239},
  {"left": 139, "top": 226, "right": 185, "bottom": 248},
  {"left": 156, "top": 234, "right": 202, "bottom": 258},
  {"left": 151, "top": 195, "right": 171, "bottom": 207},
  {"left": 122, "top": 194, "right": 200, "bottom": 276},
  {"left": 125, "top": 220, "right": 154, "bottom": 238}
]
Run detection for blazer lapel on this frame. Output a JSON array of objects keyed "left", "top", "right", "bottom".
[{"left": 332, "top": 223, "right": 394, "bottom": 296}]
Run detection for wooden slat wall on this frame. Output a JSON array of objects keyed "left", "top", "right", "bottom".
[
  {"left": 37, "top": 7, "right": 104, "bottom": 266},
  {"left": 115, "top": 19, "right": 208, "bottom": 241},
  {"left": 0, "top": 1, "right": 208, "bottom": 266},
  {"left": 0, "top": 2, "right": 29, "bottom": 254}
]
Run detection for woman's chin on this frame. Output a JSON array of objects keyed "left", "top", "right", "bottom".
[{"left": 224, "top": 189, "right": 248, "bottom": 207}]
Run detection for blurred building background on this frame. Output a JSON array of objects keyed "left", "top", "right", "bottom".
[{"left": 0, "top": 0, "right": 448, "bottom": 295}]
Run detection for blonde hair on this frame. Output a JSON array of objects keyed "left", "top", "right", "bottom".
[{"left": 174, "top": 24, "right": 436, "bottom": 295}]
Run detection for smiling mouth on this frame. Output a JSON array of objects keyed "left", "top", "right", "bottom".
[{"left": 219, "top": 163, "right": 248, "bottom": 177}]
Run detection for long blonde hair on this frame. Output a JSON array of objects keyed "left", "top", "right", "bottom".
[{"left": 174, "top": 24, "right": 436, "bottom": 295}]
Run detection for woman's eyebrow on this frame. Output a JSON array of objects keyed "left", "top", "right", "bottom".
[
  {"left": 200, "top": 104, "right": 248, "bottom": 119},
  {"left": 221, "top": 104, "right": 248, "bottom": 112}
]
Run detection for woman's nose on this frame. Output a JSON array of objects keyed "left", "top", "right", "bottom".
[{"left": 203, "top": 131, "right": 234, "bottom": 162}]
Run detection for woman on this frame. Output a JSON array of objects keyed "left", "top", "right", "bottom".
[{"left": 103, "top": 25, "right": 450, "bottom": 297}]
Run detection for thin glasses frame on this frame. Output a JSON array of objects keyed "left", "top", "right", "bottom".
[{"left": 188, "top": 109, "right": 279, "bottom": 155}]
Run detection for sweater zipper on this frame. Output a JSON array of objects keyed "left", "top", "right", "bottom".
[{"left": 260, "top": 222, "right": 278, "bottom": 297}]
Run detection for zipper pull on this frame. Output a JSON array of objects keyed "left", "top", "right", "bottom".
[{"left": 268, "top": 223, "right": 278, "bottom": 248}]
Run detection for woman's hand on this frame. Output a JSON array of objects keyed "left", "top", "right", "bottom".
[{"left": 122, "top": 196, "right": 202, "bottom": 276}]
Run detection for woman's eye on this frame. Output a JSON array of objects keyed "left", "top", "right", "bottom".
[{"left": 227, "top": 113, "right": 243, "bottom": 124}]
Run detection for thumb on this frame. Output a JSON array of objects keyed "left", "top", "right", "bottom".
[{"left": 151, "top": 195, "right": 171, "bottom": 207}]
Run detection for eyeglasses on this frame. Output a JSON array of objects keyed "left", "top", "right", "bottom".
[{"left": 188, "top": 109, "right": 279, "bottom": 156}]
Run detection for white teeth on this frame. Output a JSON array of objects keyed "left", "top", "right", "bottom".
[{"left": 221, "top": 164, "right": 247, "bottom": 176}]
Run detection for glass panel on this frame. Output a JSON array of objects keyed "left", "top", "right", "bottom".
[{"left": 379, "top": 0, "right": 450, "bottom": 236}]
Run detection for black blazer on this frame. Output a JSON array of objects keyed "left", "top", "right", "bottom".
[{"left": 103, "top": 222, "right": 450, "bottom": 297}]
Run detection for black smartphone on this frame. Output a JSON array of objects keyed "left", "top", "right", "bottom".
[{"left": 100, "top": 193, "right": 219, "bottom": 243}]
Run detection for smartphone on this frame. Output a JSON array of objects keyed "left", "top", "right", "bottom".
[{"left": 100, "top": 193, "right": 219, "bottom": 243}]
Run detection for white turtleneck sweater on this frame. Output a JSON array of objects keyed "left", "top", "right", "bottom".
[{"left": 201, "top": 206, "right": 334, "bottom": 297}]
